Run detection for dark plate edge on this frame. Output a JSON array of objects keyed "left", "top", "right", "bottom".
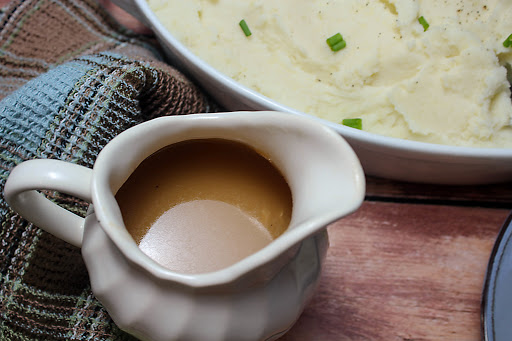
[{"left": 481, "top": 211, "right": 512, "bottom": 341}]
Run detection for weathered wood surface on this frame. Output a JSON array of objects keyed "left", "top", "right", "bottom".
[
  {"left": 281, "top": 177, "right": 512, "bottom": 341},
  {"left": 366, "top": 177, "right": 512, "bottom": 206}
]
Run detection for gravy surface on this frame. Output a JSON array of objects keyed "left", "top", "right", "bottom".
[{"left": 115, "top": 139, "right": 292, "bottom": 274}]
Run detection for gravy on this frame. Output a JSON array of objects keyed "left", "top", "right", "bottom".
[{"left": 115, "top": 139, "right": 292, "bottom": 274}]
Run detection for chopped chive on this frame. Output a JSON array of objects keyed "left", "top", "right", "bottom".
[
  {"left": 326, "top": 33, "right": 346, "bottom": 52},
  {"left": 342, "top": 118, "right": 362, "bottom": 130},
  {"left": 504, "top": 33, "right": 512, "bottom": 48},
  {"left": 418, "top": 16, "right": 429, "bottom": 31},
  {"left": 327, "top": 33, "right": 343, "bottom": 46},
  {"left": 239, "top": 19, "right": 252, "bottom": 37}
]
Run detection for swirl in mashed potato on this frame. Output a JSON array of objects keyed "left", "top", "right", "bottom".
[{"left": 149, "top": 0, "right": 512, "bottom": 147}]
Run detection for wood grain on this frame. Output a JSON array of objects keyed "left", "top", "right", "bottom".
[
  {"left": 366, "top": 176, "right": 512, "bottom": 206},
  {"left": 281, "top": 201, "right": 510, "bottom": 341}
]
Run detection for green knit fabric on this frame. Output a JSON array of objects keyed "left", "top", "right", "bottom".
[{"left": 0, "top": 1, "right": 218, "bottom": 339}]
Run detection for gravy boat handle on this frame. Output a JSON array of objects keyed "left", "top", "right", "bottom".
[{"left": 4, "top": 159, "right": 93, "bottom": 248}]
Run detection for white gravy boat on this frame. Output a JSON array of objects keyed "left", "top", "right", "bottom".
[{"left": 4, "top": 111, "right": 365, "bottom": 341}]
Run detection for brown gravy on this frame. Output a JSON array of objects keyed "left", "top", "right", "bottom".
[{"left": 115, "top": 139, "right": 292, "bottom": 274}]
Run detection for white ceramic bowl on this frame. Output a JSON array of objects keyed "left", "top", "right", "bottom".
[{"left": 113, "top": 0, "right": 512, "bottom": 185}]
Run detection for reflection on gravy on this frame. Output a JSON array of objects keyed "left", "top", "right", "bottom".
[{"left": 115, "top": 139, "right": 292, "bottom": 274}]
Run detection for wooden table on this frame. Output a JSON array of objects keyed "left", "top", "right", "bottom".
[{"left": 280, "top": 177, "right": 512, "bottom": 340}]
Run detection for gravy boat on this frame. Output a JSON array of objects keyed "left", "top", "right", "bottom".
[{"left": 4, "top": 111, "right": 365, "bottom": 341}]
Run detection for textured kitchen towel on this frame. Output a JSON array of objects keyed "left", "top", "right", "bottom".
[{"left": 0, "top": 0, "right": 218, "bottom": 340}]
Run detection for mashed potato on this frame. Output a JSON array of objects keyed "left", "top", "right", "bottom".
[{"left": 148, "top": 0, "right": 512, "bottom": 147}]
